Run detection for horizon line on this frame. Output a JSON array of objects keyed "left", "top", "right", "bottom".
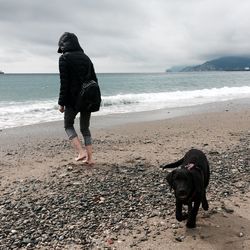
[{"left": 0, "top": 71, "right": 167, "bottom": 75}]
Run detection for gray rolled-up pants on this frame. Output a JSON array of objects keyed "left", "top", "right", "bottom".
[{"left": 64, "top": 107, "right": 92, "bottom": 146}]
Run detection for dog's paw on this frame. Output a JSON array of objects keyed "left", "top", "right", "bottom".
[
  {"left": 176, "top": 214, "right": 184, "bottom": 222},
  {"left": 202, "top": 201, "right": 209, "bottom": 211},
  {"left": 182, "top": 213, "right": 188, "bottom": 220},
  {"left": 186, "top": 220, "right": 196, "bottom": 228}
]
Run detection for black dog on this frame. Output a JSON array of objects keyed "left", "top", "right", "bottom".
[{"left": 160, "top": 149, "right": 210, "bottom": 228}]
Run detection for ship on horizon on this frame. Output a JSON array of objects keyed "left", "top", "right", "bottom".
[{"left": 0, "top": 70, "right": 4, "bottom": 74}]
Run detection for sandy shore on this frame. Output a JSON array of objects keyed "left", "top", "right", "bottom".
[{"left": 0, "top": 99, "right": 249, "bottom": 249}]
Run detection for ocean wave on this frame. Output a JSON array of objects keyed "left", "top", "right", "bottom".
[
  {"left": 0, "top": 86, "right": 250, "bottom": 129},
  {"left": 0, "top": 100, "right": 58, "bottom": 115},
  {"left": 101, "top": 85, "right": 250, "bottom": 109},
  {"left": 0, "top": 100, "right": 61, "bottom": 129}
]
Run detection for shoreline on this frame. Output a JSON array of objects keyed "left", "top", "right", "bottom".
[
  {"left": 0, "top": 98, "right": 249, "bottom": 249},
  {"left": 1, "top": 97, "right": 249, "bottom": 144}
]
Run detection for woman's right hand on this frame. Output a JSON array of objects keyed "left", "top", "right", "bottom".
[{"left": 59, "top": 105, "right": 65, "bottom": 113}]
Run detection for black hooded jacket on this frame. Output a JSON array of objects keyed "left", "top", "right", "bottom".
[{"left": 57, "top": 32, "right": 97, "bottom": 107}]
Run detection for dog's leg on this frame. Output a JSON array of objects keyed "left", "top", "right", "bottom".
[
  {"left": 186, "top": 200, "right": 201, "bottom": 228},
  {"left": 202, "top": 191, "right": 209, "bottom": 211},
  {"left": 187, "top": 202, "right": 192, "bottom": 216},
  {"left": 176, "top": 200, "right": 184, "bottom": 221}
]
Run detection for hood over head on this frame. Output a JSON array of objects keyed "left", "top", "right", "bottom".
[{"left": 57, "top": 32, "right": 83, "bottom": 53}]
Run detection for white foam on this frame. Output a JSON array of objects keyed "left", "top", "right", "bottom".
[
  {"left": 0, "top": 100, "right": 61, "bottom": 129},
  {"left": 100, "top": 86, "right": 250, "bottom": 114},
  {"left": 0, "top": 86, "right": 250, "bottom": 129}
]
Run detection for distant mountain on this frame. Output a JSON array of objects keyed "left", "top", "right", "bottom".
[
  {"left": 181, "top": 56, "right": 250, "bottom": 72},
  {"left": 166, "top": 65, "right": 187, "bottom": 72}
]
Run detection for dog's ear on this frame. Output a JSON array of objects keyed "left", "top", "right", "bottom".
[{"left": 166, "top": 170, "right": 176, "bottom": 190}]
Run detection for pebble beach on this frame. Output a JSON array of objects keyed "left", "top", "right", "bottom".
[{"left": 0, "top": 100, "right": 249, "bottom": 249}]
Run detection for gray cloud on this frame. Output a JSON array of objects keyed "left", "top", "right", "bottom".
[{"left": 0, "top": 0, "right": 250, "bottom": 73}]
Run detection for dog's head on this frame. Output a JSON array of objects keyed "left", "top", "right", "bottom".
[{"left": 166, "top": 169, "right": 193, "bottom": 201}]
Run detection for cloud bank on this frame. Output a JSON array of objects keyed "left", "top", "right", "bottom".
[{"left": 0, "top": 0, "right": 250, "bottom": 73}]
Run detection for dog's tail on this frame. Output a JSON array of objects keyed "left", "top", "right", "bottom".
[{"left": 160, "top": 157, "right": 184, "bottom": 169}]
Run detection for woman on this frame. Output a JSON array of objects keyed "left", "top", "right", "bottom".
[{"left": 57, "top": 32, "right": 97, "bottom": 165}]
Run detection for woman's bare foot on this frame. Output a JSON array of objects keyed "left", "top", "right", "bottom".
[
  {"left": 75, "top": 152, "right": 87, "bottom": 161},
  {"left": 84, "top": 145, "right": 94, "bottom": 166},
  {"left": 71, "top": 137, "right": 87, "bottom": 161},
  {"left": 82, "top": 159, "right": 95, "bottom": 166}
]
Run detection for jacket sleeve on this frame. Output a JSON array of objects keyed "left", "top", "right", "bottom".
[{"left": 58, "top": 56, "right": 70, "bottom": 106}]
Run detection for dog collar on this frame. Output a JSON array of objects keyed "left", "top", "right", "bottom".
[
  {"left": 185, "top": 163, "right": 195, "bottom": 170},
  {"left": 185, "top": 164, "right": 204, "bottom": 180}
]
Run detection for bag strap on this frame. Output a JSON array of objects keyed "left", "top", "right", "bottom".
[{"left": 63, "top": 54, "right": 92, "bottom": 83}]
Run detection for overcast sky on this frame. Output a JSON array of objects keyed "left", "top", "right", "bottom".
[{"left": 0, "top": 0, "right": 250, "bottom": 73}]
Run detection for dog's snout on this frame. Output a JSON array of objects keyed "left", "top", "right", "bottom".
[{"left": 178, "top": 190, "right": 187, "bottom": 197}]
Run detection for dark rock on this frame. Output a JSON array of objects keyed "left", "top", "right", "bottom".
[
  {"left": 175, "top": 236, "right": 185, "bottom": 242},
  {"left": 221, "top": 206, "right": 234, "bottom": 214}
]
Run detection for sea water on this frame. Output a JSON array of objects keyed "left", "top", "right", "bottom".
[{"left": 0, "top": 71, "right": 250, "bottom": 129}]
